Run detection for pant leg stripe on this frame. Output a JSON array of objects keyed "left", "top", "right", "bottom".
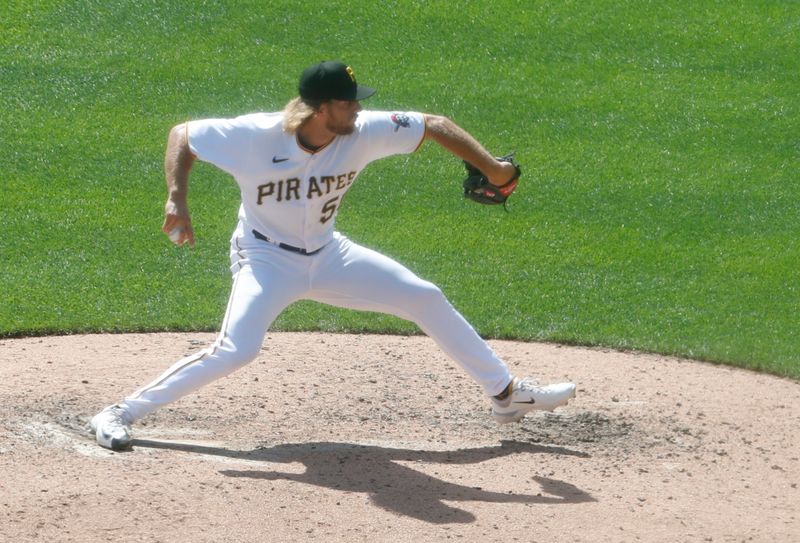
[
  {"left": 127, "top": 350, "right": 209, "bottom": 400},
  {"left": 128, "top": 266, "right": 246, "bottom": 399}
]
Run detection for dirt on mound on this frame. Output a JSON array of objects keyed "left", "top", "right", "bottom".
[{"left": 1, "top": 332, "right": 798, "bottom": 542}]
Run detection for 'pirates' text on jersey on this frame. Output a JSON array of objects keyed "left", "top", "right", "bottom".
[{"left": 187, "top": 110, "right": 426, "bottom": 252}]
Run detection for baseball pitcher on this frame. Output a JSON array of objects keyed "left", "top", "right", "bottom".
[{"left": 90, "top": 60, "right": 576, "bottom": 450}]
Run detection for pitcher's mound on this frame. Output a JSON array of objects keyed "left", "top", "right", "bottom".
[{"left": 1, "top": 332, "right": 798, "bottom": 542}]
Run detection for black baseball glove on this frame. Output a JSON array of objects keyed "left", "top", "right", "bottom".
[{"left": 463, "top": 153, "right": 520, "bottom": 208}]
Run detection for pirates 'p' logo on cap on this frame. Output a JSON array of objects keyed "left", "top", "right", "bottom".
[{"left": 345, "top": 66, "right": 356, "bottom": 83}]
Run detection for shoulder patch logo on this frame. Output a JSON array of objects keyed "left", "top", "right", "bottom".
[{"left": 390, "top": 113, "right": 411, "bottom": 132}]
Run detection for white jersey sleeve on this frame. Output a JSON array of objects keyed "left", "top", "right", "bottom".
[
  {"left": 354, "top": 111, "right": 426, "bottom": 163},
  {"left": 186, "top": 113, "right": 282, "bottom": 175}
]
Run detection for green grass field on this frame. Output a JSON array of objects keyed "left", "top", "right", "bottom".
[{"left": 2, "top": 1, "right": 798, "bottom": 378}]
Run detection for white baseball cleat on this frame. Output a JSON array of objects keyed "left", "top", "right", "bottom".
[
  {"left": 491, "top": 378, "right": 576, "bottom": 424},
  {"left": 90, "top": 405, "right": 133, "bottom": 450}
]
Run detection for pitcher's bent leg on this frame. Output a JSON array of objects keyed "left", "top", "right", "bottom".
[{"left": 120, "top": 264, "right": 295, "bottom": 422}]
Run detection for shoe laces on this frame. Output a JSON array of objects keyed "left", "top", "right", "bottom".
[
  {"left": 106, "top": 406, "right": 129, "bottom": 426},
  {"left": 514, "top": 377, "right": 540, "bottom": 392}
]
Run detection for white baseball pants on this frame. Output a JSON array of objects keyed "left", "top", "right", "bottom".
[{"left": 120, "top": 227, "right": 512, "bottom": 422}]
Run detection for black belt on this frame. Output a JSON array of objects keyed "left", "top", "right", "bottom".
[{"left": 252, "top": 230, "right": 322, "bottom": 256}]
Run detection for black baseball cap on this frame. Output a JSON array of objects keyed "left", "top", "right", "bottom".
[{"left": 299, "top": 61, "right": 376, "bottom": 101}]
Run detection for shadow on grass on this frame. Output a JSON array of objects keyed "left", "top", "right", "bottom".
[{"left": 135, "top": 438, "right": 595, "bottom": 524}]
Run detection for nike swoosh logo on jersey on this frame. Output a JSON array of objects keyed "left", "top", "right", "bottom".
[{"left": 272, "top": 156, "right": 289, "bottom": 163}]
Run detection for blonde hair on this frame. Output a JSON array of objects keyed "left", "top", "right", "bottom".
[{"left": 282, "top": 97, "right": 323, "bottom": 134}]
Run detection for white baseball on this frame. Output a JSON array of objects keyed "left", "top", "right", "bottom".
[{"left": 168, "top": 227, "right": 184, "bottom": 244}]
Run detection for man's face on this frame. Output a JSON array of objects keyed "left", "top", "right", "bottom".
[{"left": 322, "top": 99, "right": 362, "bottom": 135}]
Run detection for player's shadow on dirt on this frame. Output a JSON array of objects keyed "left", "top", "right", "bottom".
[{"left": 135, "top": 439, "right": 595, "bottom": 524}]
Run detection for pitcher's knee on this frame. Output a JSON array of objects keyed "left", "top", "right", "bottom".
[
  {"left": 403, "top": 281, "right": 448, "bottom": 312},
  {"left": 210, "top": 337, "right": 263, "bottom": 369}
]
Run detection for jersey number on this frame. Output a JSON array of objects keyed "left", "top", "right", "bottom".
[{"left": 320, "top": 196, "right": 340, "bottom": 224}]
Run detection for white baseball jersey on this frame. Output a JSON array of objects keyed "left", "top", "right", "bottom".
[{"left": 187, "top": 110, "right": 426, "bottom": 252}]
